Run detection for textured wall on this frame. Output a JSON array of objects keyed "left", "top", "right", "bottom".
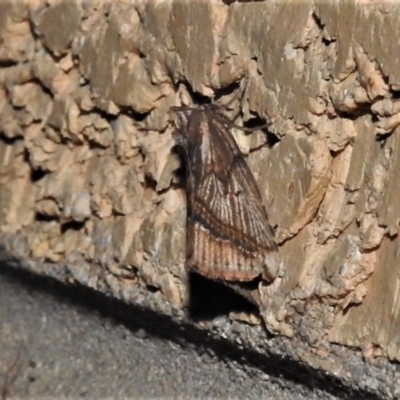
[{"left": 1, "top": 0, "right": 400, "bottom": 369}]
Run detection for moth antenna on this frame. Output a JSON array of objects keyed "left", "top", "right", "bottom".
[
  {"left": 212, "top": 75, "right": 249, "bottom": 111},
  {"left": 212, "top": 77, "right": 269, "bottom": 132}
]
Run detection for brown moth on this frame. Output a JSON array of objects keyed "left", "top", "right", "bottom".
[{"left": 171, "top": 104, "right": 280, "bottom": 283}]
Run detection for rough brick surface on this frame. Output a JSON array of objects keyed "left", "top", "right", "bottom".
[{"left": 1, "top": 1, "right": 400, "bottom": 396}]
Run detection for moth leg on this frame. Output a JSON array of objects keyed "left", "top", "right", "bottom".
[{"left": 212, "top": 76, "right": 249, "bottom": 110}]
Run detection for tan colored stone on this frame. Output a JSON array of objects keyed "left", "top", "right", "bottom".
[{"left": 3, "top": 0, "right": 400, "bottom": 367}]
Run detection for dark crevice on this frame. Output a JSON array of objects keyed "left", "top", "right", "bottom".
[
  {"left": 93, "top": 106, "right": 120, "bottom": 123},
  {"left": 23, "top": 149, "right": 48, "bottom": 183},
  {"left": 146, "top": 284, "right": 159, "bottom": 294},
  {"left": 329, "top": 146, "right": 346, "bottom": 159},
  {"left": 313, "top": 12, "right": 336, "bottom": 46},
  {"left": 0, "top": 59, "right": 18, "bottom": 68},
  {"left": 371, "top": 113, "right": 379, "bottom": 124},
  {"left": 119, "top": 107, "right": 151, "bottom": 122},
  {"left": 0, "top": 259, "right": 382, "bottom": 400},
  {"left": 334, "top": 102, "right": 373, "bottom": 120},
  {"left": 188, "top": 272, "right": 257, "bottom": 321},
  {"left": 35, "top": 213, "right": 58, "bottom": 222},
  {"left": 312, "top": 12, "right": 325, "bottom": 37},
  {"left": 30, "top": 168, "right": 47, "bottom": 183},
  {"left": 241, "top": 116, "right": 280, "bottom": 148},
  {"left": 137, "top": 147, "right": 145, "bottom": 165},
  {"left": 143, "top": 174, "right": 157, "bottom": 191},
  {"left": 222, "top": 0, "right": 265, "bottom": 4},
  {"left": 0, "top": 134, "right": 21, "bottom": 145},
  {"left": 60, "top": 220, "right": 86, "bottom": 234},
  {"left": 213, "top": 81, "right": 241, "bottom": 104},
  {"left": 334, "top": 110, "right": 360, "bottom": 120},
  {"left": 134, "top": 48, "right": 146, "bottom": 59},
  {"left": 376, "top": 132, "right": 392, "bottom": 148},
  {"left": 376, "top": 132, "right": 392, "bottom": 142},
  {"left": 234, "top": 116, "right": 279, "bottom": 148},
  {"left": 390, "top": 90, "right": 400, "bottom": 99},
  {"left": 190, "top": 90, "right": 212, "bottom": 106},
  {"left": 241, "top": 116, "right": 265, "bottom": 130},
  {"left": 321, "top": 34, "right": 335, "bottom": 47},
  {"left": 39, "top": 82, "right": 53, "bottom": 99},
  {"left": 174, "top": 80, "right": 244, "bottom": 111},
  {"left": 86, "top": 139, "right": 109, "bottom": 151},
  {"left": 265, "top": 131, "right": 280, "bottom": 147}
]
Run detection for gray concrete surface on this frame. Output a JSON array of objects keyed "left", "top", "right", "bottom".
[{"left": 0, "top": 267, "right": 378, "bottom": 399}]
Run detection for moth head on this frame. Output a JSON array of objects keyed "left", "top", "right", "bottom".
[
  {"left": 170, "top": 107, "right": 194, "bottom": 134},
  {"left": 170, "top": 106, "right": 212, "bottom": 151}
]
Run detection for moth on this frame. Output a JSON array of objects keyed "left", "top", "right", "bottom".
[{"left": 171, "top": 103, "right": 279, "bottom": 283}]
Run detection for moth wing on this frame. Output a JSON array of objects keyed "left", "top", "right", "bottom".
[
  {"left": 173, "top": 106, "right": 279, "bottom": 282},
  {"left": 191, "top": 155, "right": 278, "bottom": 282}
]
